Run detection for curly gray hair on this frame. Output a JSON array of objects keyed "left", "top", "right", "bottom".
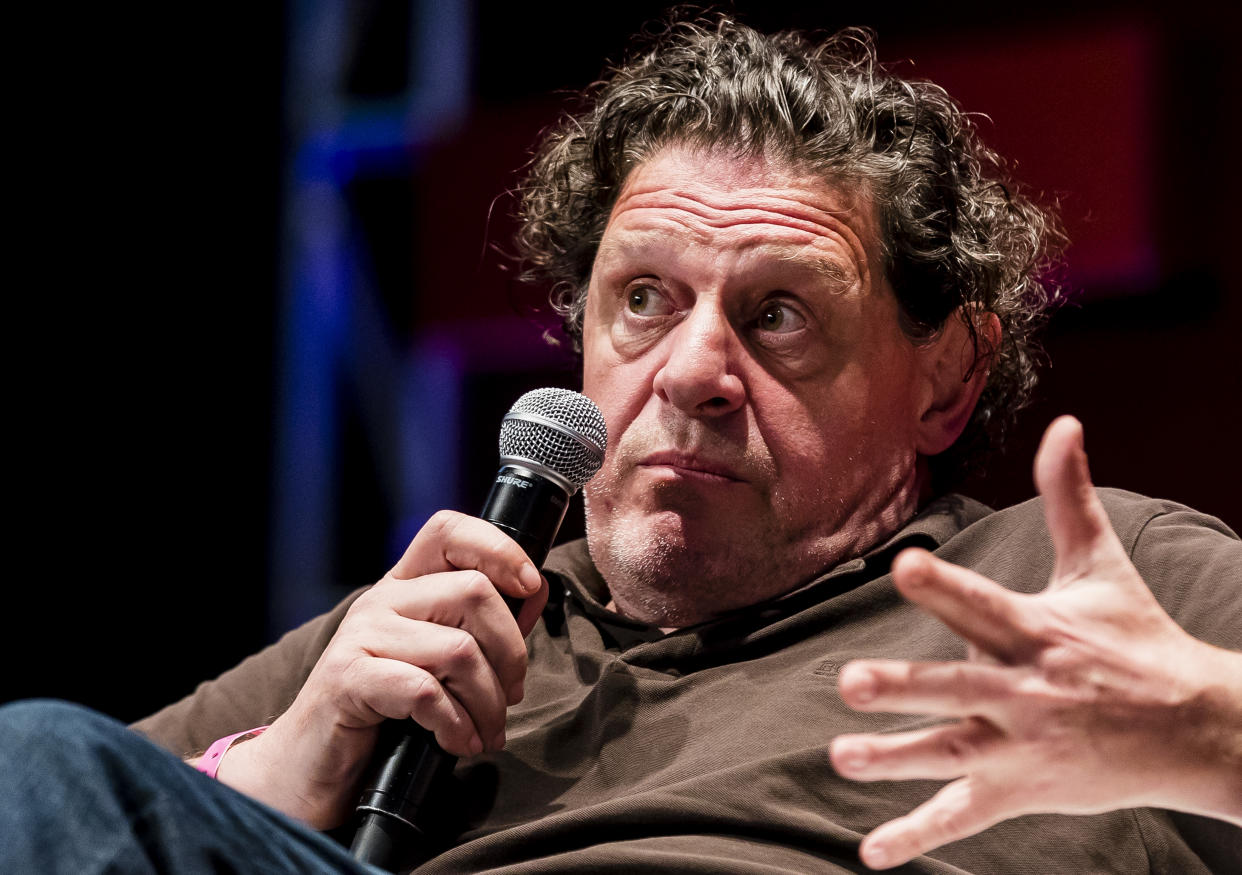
[{"left": 514, "top": 12, "right": 1064, "bottom": 490}]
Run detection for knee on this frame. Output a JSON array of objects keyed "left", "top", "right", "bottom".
[
  {"left": 0, "top": 700, "right": 190, "bottom": 868},
  {"left": 1, "top": 698, "right": 119, "bottom": 745},
  {"left": 0, "top": 699, "right": 135, "bottom": 779}
]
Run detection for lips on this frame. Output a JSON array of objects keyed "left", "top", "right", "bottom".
[{"left": 637, "top": 451, "right": 744, "bottom": 482}]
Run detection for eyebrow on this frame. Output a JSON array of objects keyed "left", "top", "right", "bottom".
[{"left": 770, "top": 245, "right": 854, "bottom": 286}]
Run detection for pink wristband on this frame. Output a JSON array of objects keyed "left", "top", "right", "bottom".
[{"left": 194, "top": 726, "right": 269, "bottom": 779}]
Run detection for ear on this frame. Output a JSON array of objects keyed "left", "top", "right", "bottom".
[{"left": 913, "top": 309, "right": 1000, "bottom": 456}]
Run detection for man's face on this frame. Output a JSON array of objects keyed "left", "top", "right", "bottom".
[{"left": 581, "top": 145, "right": 930, "bottom": 627}]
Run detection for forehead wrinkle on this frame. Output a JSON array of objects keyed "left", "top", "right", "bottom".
[
  {"left": 594, "top": 226, "right": 858, "bottom": 295},
  {"left": 613, "top": 187, "right": 862, "bottom": 241}
]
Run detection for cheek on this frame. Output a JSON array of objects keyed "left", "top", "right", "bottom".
[
  {"left": 582, "top": 366, "right": 639, "bottom": 495},
  {"left": 582, "top": 325, "right": 663, "bottom": 454},
  {"left": 581, "top": 293, "right": 616, "bottom": 403},
  {"left": 761, "top": 368, "right": 916, "bottom": 476},
  {"left": 845, "top": 334, "right": 924, "bottom": 422},
  {"left": 581, "top": 340, "right": 621, "bottom": 438}
]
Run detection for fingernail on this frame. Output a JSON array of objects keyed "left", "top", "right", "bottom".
[
  {"left": 468, "top": 734, "right": 483, "bottom": 756},
  {"left": 519, "top": 564, "right": 541, "bottom": 593},
  {"left": 850, "top": 670, "right": 877, "bottom": 703},
  {"left": 507, "top": 680, "right": 525, "bottom": 705},
  {"left": 838, "top": 741, "right": 870, "bottom": 771},
  {"left": 491, "top": 730, "right": 506, "bottom": 751},
  {"left": 901, "top": 551, "right": 931, "bottom": 585},
  {"left": 865, "top": 841, "right": 892, "bottom": 869}
]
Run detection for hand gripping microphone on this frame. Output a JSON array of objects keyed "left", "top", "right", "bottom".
[{"left": 349, "top": 388, "right": 607, "bottom": 871}]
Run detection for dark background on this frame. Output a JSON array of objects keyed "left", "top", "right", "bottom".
[{"left": 10, "top": 1, "right": 1239, "bottom": 724}]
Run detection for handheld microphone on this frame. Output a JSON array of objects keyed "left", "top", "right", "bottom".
[{"left": 349, "top": 388, "right": 607, "bottom": 871}]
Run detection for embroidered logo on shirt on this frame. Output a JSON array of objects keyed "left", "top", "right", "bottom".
[{"left": 812, "top": 660, "right": 842, "bottom": 680}]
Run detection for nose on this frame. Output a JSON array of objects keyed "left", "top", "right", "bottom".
[{"left": 652, "top": 300, "right": 746, "bottom": 417}]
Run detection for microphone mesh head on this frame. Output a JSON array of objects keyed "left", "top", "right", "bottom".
[{"left": 499, "top": 388, "right": 607, "bottom": 489}]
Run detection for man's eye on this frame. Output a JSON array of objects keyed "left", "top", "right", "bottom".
[
  {"left": 627, "top": 287, "right": 670, "bottom": 316},
  {"left": 757, "top": 302, "right": 805, "bottom": 334}
]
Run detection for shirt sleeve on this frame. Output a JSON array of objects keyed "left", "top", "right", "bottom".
[
  {"left": 1127, "top": 508, "right": 1242, "bottom": 874},
  {"left": 1128, "top": 506, "right": 1242, "bottom": 652},
  {"left": 129, "top": 586, "right": 370, "bottom": 758}
]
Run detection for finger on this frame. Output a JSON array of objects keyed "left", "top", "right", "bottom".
[
  {"left": 350, "top": 611, "right": 512, "bottom": 750},
  {"left": 504, "top": 577, "right": 552, "bottom": 706},
  {"left": 391, "top": 510, "right": 543, "bottom": 599},
  {"left": 859, "top": 776, "right": 1011, "bottom": 870},
  {"left": 341, "top": 656, "right": 484, "bottom": 758},
  {"left": 838, "top": 659, "right": 1042, "bottom": 718},
  {"left": 1033, "top": 416, "right": 1128, "bottom": 583},
  {"left": 513, "top": 576, "right": 550, "bottom": 640},
  {"left": 831, "top": 717, "right": 1004, "bottom": 782},
  {"left": 370, "top": 570, "right": 531, "bottom": 706},
  {"left": 891, "top": 548, "right": 1039, "bottom": 662}
]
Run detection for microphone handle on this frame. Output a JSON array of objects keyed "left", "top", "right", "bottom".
[{"left": 349, "top": 467, "right": 570, "bottom": 871}]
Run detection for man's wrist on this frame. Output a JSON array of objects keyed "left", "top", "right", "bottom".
[
  {"left": 214, "top": 716, "right": 361, "bottom": 829},
  {"left": 194, "top": 727, "right": 269, "bottom": 780},
  {"left": 1190, "top": 645, "right": 1242, "bottom": 824}
]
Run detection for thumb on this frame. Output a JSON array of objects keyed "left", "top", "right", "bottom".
[{"left": 1034, "top": 416, "right": 1126, "bottom": 584}]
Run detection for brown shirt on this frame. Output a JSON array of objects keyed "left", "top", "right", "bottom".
[{"left": 134, "top": 490, "right": 1242, "bottom": 872}]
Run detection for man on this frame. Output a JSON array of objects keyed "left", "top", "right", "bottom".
[{"left": 3, "top": 13, "right": 1239, "bottom": 873}]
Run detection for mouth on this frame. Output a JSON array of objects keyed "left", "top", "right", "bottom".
[{"left": 637, "top": 451, "right": 744, "bottom": 483}]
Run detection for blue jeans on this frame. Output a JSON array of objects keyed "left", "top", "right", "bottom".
[{"left": 0, "top": 699, "right": 389, "bottom": 874}]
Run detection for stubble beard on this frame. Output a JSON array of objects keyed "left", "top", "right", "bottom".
[
  {"left": 583, "top": 483, "right": 846, "bottom": 628},
  {"left": 579, "top": 415, "right": 804, "bottom": 627},
  {"left": 582, "top": 446, "right": 923, "bottom": 629}
]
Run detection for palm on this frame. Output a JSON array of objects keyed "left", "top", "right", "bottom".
[{"left": 829, "top": 417, "right": 1240, "bottom": 869}]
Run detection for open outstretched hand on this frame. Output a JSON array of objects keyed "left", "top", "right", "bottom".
[{"left": 830, "top": 416, "right": 1242, "bottom": 869}]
